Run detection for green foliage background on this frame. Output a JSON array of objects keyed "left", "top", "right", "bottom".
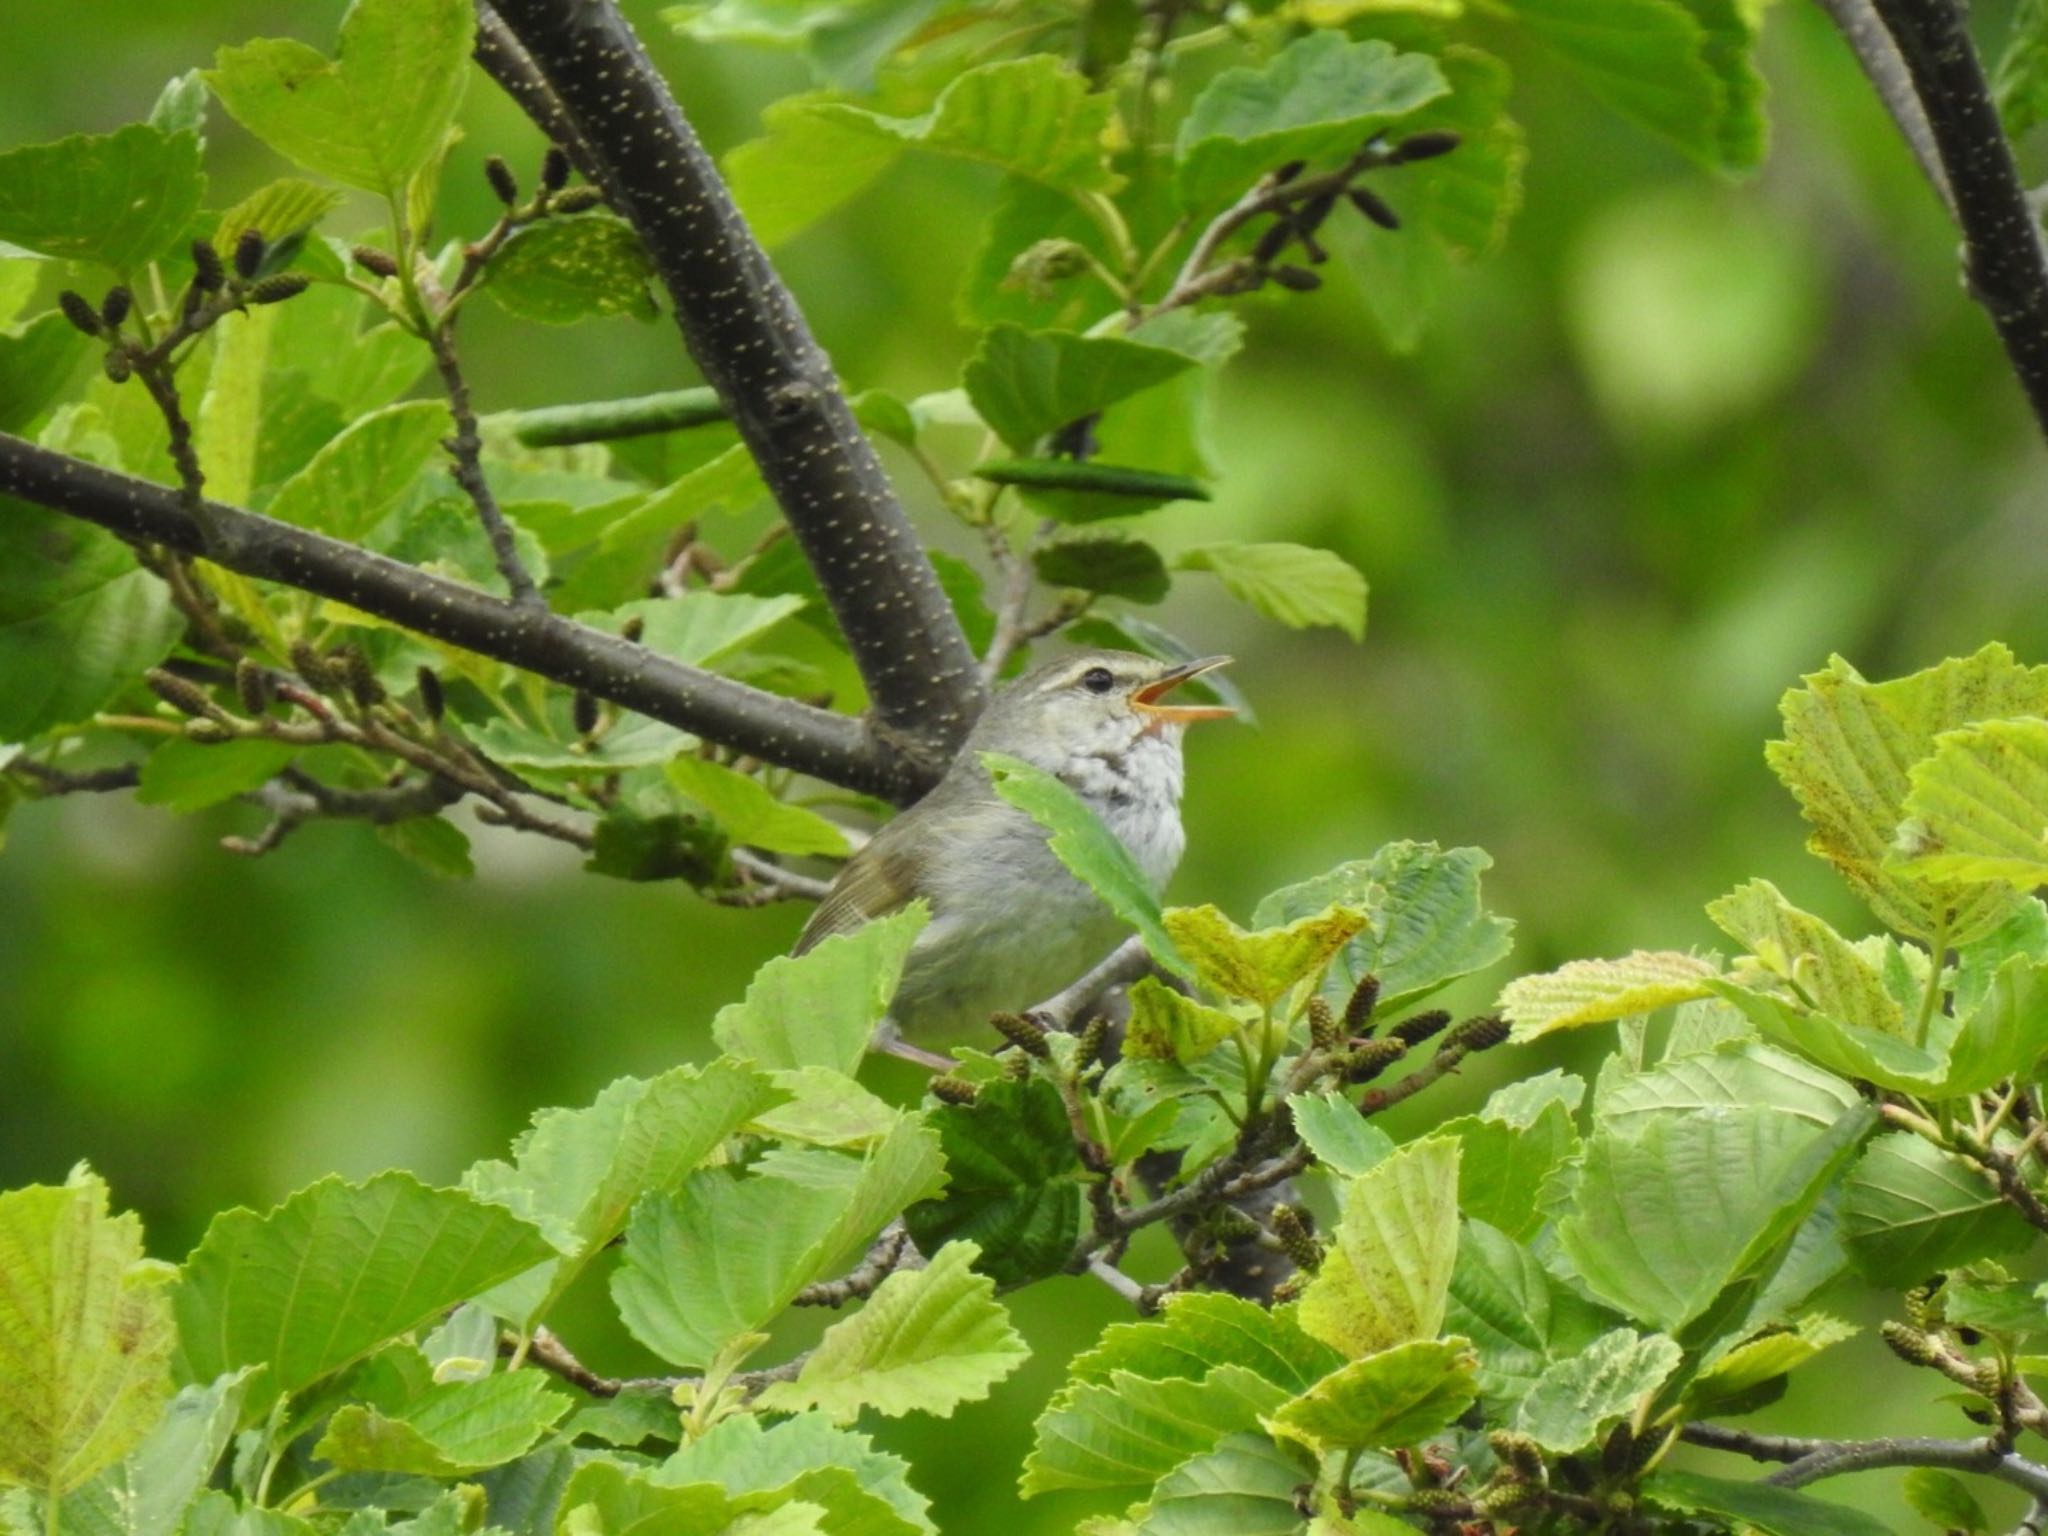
[{"left": 3, "top": 0, "right": 2045, "bottom": 1525}]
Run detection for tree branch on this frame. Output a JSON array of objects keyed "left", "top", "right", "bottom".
[
  {"left": 510, "top": 387, "right": 728, "bottom": 448},
  {"left": 1812, "top": 0, "right": 1954, "bottom": 213},
  {"left": 1682, "top": 1421, "right": 2048, "bottom": 1503},
  {"left": 1863, "top": 0, "right": 2048, "bottom": 442},
  {"left": 482, "top": 0, "right": 986, "bottom": 768},
  {"left": 0, "top": 431, "right": 920, "bottom": 799}
]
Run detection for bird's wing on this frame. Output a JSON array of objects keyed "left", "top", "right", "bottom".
[{"left": 793, "top": 831, "right": 925, "bottom": 955}]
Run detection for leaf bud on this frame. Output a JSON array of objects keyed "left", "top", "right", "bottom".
[
  {"left": 621, "top": 615, "right": 645, "bottom": 644},
  {"left": 58, "top": 289, "right": 101, "bottom": 336},
  {"left": 234, "top": 658, "right": 272, "bottom": 715},
  {"left": 1003, "top": 237, "right": 1090, "bottom": 301},
  {"left": 930, "top": 1075, "right": 979, "bottom": 1106},
  {"left": 182, "top": 718, "right": 235, "bottom": 744},
  {"left": 99, "top": 286, "right": 132, "bottom": 330},
  {"left": 551, "top": 187, "right": 603, "bottom": 214},
  {"left": 1348, "top": 186, "right": 1402, "bottom": 230},
  {"left": 1391, "top": 129, "right": 1462, "bottom": 164},
  {"left": 1307, "top": 995, "right": 1341, "bottom": 1052},
  {"left": 484, "top": 154, "right": 520, "bottom": 206},
  {"left": 541, "top": 145, "right": 571, "bottom": 192},
  {"left": 1271, "top": 265, "right": 1321, "bottom": 292},
  {"left": 146, "top": 667, "right": 217, "bottom": 719},
  {"left": 416, "top": 666, "right": 446, "bottom": 722},
  {"left": 1075, "top": 1014, "right": 1110, "bottom": 1069},
  {"left": 990, "top": 1010, "right": 1051, "bottom": 1059},
  {"left": 1390, "top": 1009, "right": 1452, "bottom": 1048},
  {"left": 1881, "top": 1320, "right": 1939, "bottom": 1367},
  {"left": 1269, "top": 1205, "right": 1322, "bottom": 1271},
  {"left": 335, "top": 645, "right": 385, "bottom": 707},
  {"left": 190, "top": 238, "right": 226, "bottom": 293},
  {"left": 1344, "top": 973, "right": 1381, "bottom": 1034},
  {"left": 247, "top": 273, "right": 311, "bottom": 306},
  {"left": 573, "top": 689, "right": 601, "bottom": 737},
  {"left": 102, "top": 351, "right": 132, "bottom": 384},
  {"left": 1445, "top": 1013, "right": 1511, "bottom": 1053},
  {"left": 1345, "top": 1036, "right": 1408, "bottom": 1084},
  {"left": 233, "top": 228, "right": 266, "bottom": 280},
  {"left": 1488, "top": 1430, "right": 1546, "bottom": 1483},
  {"left": 352, "top": 244, "right": 400, "bottom": 279}
]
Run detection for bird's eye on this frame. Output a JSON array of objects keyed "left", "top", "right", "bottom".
[{"left": 1081, "top": 666, "right": 1115, "bottom": 694}]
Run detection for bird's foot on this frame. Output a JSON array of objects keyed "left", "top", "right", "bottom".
[{"left": 878, "top": 1036, "right": 959, "bottom": 1073}]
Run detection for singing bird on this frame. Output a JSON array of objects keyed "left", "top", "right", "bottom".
[{"left": 795, "top": 649, "right": 1233, "bottom": 1066}]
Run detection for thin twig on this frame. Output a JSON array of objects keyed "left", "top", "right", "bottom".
[
  {"left": 426, "top": 323, "right": 544, "bottom": 609},
  {"left": 6, "top": 759, "right": 142, "bottom": 795},
  {"left": 1683, "top": 1421, "right": 2048, "bottom": 1501},
  {"left": 514, "top": 1324, "right": 805, "bottom": 1399},
  {"left": 1033, "top": 938, "right": 1154, "bottom": 1032},
  {"left": 793, "top": 1227, "right": 913, "bottom": 1307},
  {"left": 729, "top": 848, "right": 832, "bottom": 902}
]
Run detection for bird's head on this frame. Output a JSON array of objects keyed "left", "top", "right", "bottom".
[{"left": 971, "top": 649, "right": 1234, "bottom": 770}]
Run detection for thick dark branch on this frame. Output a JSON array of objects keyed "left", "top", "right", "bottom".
[
  {"left": 1866, "top": 0, "right": 2048, "bottom": 442},
  {"left": 1813, "top": 0, "right": 1954, "bottom": 211},
  {"left": 482, "top": 0, "right": 986, "bottom": 767},
  {"left": 0, "top": 432, "right": 917, "bottom": 799},
  {"left": 471, "top": 5, "right": 614, "bottom": 201}
]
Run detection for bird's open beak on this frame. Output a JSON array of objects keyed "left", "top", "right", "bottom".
[{"left": 1131, "top": 656, "right": 1235, "bottom": 725}]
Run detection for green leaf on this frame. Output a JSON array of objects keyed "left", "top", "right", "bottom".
[
  {"left": 972, "top": 460, "right": 1210, "bottom": 520},
  {"left": 1514, "top": 1328, "right": 1680, "bottom": 1452},
  {"left": 1892, "top": 716, "right": 2048, "bottom": 888},
  {"left": 612, "top": 1119, "right": 944, "bottom": 1368},
  {"left": 0, "top": 500, "right": 181, "bottom": 741},
  {"left": 592, "top": 592, "right": 806, "bottom": 671},
  {"left": 1435, "top": 1101, "right": 1578, "bottom": 1240},
  {"left": 1443, "top": 1219, "right": 1558, "bottom": 1412},
  {"left": 1903, "top": 1467, "right": 1989, "bottom": 1534},
  {"left": 1842, "top": 1131, "right": 2034, "bottom": 1286},
  {"left": 653, "top": 1412, "right": 933, "bottom": 1535},
  {"left": 1288, "top": 1093, "right": 1396, "bottom": 1178},
  {"left": 1941, "top": 1278, "right": 2048, "bottom": 1337},
  {"left": 314, "top": 1370, "right": 570, "bottom": 1475},
  {"left": 1032, "top": 536, "right": 1170, "bottom": 603},
  {"left": 1175, "top": 543, "right": 1366, "bottom": 640},
  {"left": 1125, "top": 976, "right": 1242, "bottom": 1064},
  {"left": 1997, "top": 0, "right": 2048, "bottom": 137},
  {"left": 755, "top": 1242, "right": 1027, "bottom": 1420},
  {"left": 1023, "top": 1365, "right": 1286, "bottom": 1496},
  {"left": 1253, "top": 842, "right": 1513, "bottom": 1016},
  {"left": 1599, "top": 1041, "right": 1860, "bottom": 1131},
  {"left": 1707, "top": 879, "right": 1903, "bottom": 1034},
  {"left": 553, "top": 1458, "right": 797, "bottom": 1536},
  {"left": 1684, "top": 0, "right": 1769, "bottom": 172},
  {"left": 135, "top": 739, "right": 297, "bottom": 813},
  {"left": 1647, "top": 1470, "right": 1896, "bottom": 1536},
  {"left": 1162, "top": 903, "right": 1367, "bottom": 1007},
  {"left": 1500, "top": 950, "right": 1718, "bottom": 1043},
  {"left": 207, "top": 0, "right": 474, "bottom": 196},
  {"left": 211, "top": 178, "right": 344, "bottom": 257},
  {"left": 748, "top": 1068, "right": 903, "bottom": 1149},
  {"left": 1686, "top": 1314, "right": 1857, "bottom": 1413},
  {"left": 483, "top": 214, "right": 658, "bottom": 326},
  {"left": 0, "top": 123, "right": 203, "bottom": 270},
  {"left": 1299, "top": 1137, "right": 1461, "bottom": 1357},
  {"left": 724, "top": 95, "right": 908, "bottom": 249},
  {"left": 965, "top": 325, "right": 1197, "bottom": 453},
  {"left": 666, "top": 757, "right": 850, "bottom": 858},
  {"left": 1071, "top": 1293, "right": 1343, "bottom": 1396},
  {"left": 1769, "top": 646, "right": 2048, "bottom": 943},
  {"left": 0, "top": 1172, "right": 175, "bottom": 1497},
  {"left": 1131, "top": 1432, "right": 1311, "bottom": 1536},
  {"left": 985, "top": 752, "right": 1189, "bottom": 977},
  {"left": 584, "top": 807, "right": 724, "bottom": 884},
  {"left": 377, "top": 815, "right": 474, "bottom": 880},
  {"left": 462, "top": 1062, "right": 779, "bottom": 1321},
  {"left": 1175, "top": 33, "right": 1448, "bottom": 209},
  {"left": 172, "top": 1172, "right": 552, "bottom": 1400},
  {"left": 711, "top": 905, "right": 928, "bottom": 1075},
  {"left": 903, "top": 1078, "right": 1083, "bottom": 1289},
  {"left": 1265, "top": 1339, "right": 1476, "bottom": 1455},
  {"left": 265, "top": 400, "right": 449, "bottom": 542},
  {"left": 61, "top": 1371, "right": 251, "bottom": 1536},
  {"left": 0, "top": 313, "right": 91, "bottom": 435},
  {"left": 1559, "top": 1106, "right": 1873, "bottom": 1334}
]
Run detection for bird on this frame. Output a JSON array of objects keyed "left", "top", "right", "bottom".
[{"left": 794, "top": 648, "right": 1233, "bottom": 1068}]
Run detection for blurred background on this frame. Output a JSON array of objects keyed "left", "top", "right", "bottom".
[{"left": 3, "top": 1, "right": 2045, "bottom": 1526}]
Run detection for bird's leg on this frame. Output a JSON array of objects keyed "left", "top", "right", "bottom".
[{"left": 870, "top": 1018, "right": 958, "bottom": 1073}]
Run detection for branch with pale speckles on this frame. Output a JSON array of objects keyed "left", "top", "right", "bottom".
[
  {"left": 482, "top": 0, "right": 987, "bottom": 774},
  {"left": 0, "top": 431, "right": 920, "bottom": 800}
]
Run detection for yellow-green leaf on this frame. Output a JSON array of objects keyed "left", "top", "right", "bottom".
[
  {"left": 1124, "top": 976, "right": 1242, "bottom": 1064},
  {"left": 1265, "top": 1339, "right": 1476, "bottom": 1456},
  {"left": 1299, "top": 1137, "right": 1460, "bottom": 1358},
  {"left": 668, "top": 757, "right": 851, "bottom": 858},
  {"left": 1162, "top": 903, "right": 1368, "bottom": 1007},
  {"left": 1499, "top": 951, "right": 1718, "bottom": 1042},
  {"left": 1893, "top": 716, "right": 2048, "bottom": 889},
  {"left": 1705, "top": 879, "right": 1902, "bottom": 1036}
]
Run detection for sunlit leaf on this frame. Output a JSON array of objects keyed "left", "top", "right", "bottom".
[
  {"left": 1500, "top": 951, "right": 1718, "bottom": 1042},
  {"left": 484, "top": 215, "right": 658, "bottom": 326},
  {"left": 314, "top": 1369, "right": 571, "bottom": 1475},
  {"left": 1023, "top": 1366, "right": 1285, "bottom": 1495},
  {"left": 712, "top": 905, "right": 928, "bottom": 1076},
  {"left": 1124, "top": 976, "right": 1241, "bottom": 1064},
  {"left": 1162, "top": 903, "right": 1366, "bottom": 1007},
  {"left": 1175, "top": 543, "right": 1367, "bottom": 640},
  {"left": 0, "top": 123, "right": 203, "bottom": 269},
  {"left": 265, "top": 400, "right": 450, "bottom": 542},
  {"left": 1514, "top": 1328, "right": 1680, "bottom": 1452},
  {"left": 654, "top": 1411, "right": 933, "bottom": 1535},
  {"left": 1265, "top": 1339, "right": 1475, "bottom": 1455},
  {"left": 1299, "top": 1136, "right": 1461, "bottom": 1357},
  {"left": 1129, "top": 1432, "right": 1311, "bottom": 1536},
  {"left": 1706, "top": 879, "right": 1902, "bottom": 1035}
]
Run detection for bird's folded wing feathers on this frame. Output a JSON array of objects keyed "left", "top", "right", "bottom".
[{"left": 792, "top": 831, "right": 925, "bottom": 955}]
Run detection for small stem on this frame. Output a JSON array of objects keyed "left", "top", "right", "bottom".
[{"left": 1914, "top": 910, "right": 1951, "bottom": 1047}]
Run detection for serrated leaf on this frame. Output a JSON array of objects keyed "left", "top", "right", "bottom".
[
  {"left": 483, "top": 215, "right": 658, "bottom": 325},
  {"left": 1942, "top": 1278, "right": 2048, "bottom": 1337},
  {"left": 206, "top": 0, "right": 474, "bottom": 196},
  {"left": 749, "top": 1068, "right": 902, "bottom": 1149},
  {"left": 1131, "top": 1432, "right": 1310, "bottom": 1536},
  {"left": 60, "top": 1371, "right": 251, "bottom": 1536},
  {"left": 1514, "top": 1328, "right": 1680, "bottom": 1452},
  {"left": 314, "top": 1369, "right": 570, "bottom": 1475},
  {"left": 1175, "top": 544, "right": 1367, "bottom": 640},
  {"left": 1175, "top": 33, "right": 1448, "bottom": 209},
  {"left": 1125, "top": 976, "right": 1241, "bottom": 1064},
  {"left": 1597, "top": 1040, "right": 1861, "bottom": 1130},
  {"left": 1903, "top": 1467, "right": 1989, "bottom": 1533},
  {"left": 1891, "top": 716, "right": 2048, "bottom": 890},
  {"left": 211, "top": 178, "right": 343, "bottom": 257},
  {"left": 1023, "top": 1365, "right": 1286, "bottom": 1495},
  {"left": 0, "top": 123, "right": 203, "bottom": 270},
  {"left": 1769, "top": 646, "right": 2048, "bottom": 943},
  {"left": 1071, "top": 1293, "right": 1343, "bottom": 1395},
  {"left": 1998, "top": 0, "right": 2048, "bottom": 137},
  {"left": 1266, "top": 1339, "right": 1475, "bottom": 1455},
  {"left": 134, "top": 738, "right": 297, "bottom": 813},
  {"left": 1443, "top": 1219, "right": 1558, "bottom": 1412},
  {"left": 1032, "top": 536, "right": 1169, "bottom": 603},
  {"left": 1707, "top": 879, "right": 1902, "bottom": 1035},
  {"left": 0, "top": 1172, "right": 176, "bottom": 1496},
  {"left": 0, "top": 312, "right": 91, "bottom": 435},
  {"left": 965, "top": 325, "right": 1196, "bottom": 453},
  {"left": 377, "top": 815, "right": 474, "bottom": 880},
  {"left": 592, "top": 591, "right": 805, "bottom": 672},
  {"left": 1687, "top": 1314, "right": 1857, "bottom": 1412},
  {"left": 1500, "top": 951, "right": 1718, "bottom": 1042},
  {"left": 654, "top": 1411, "right": 933, "bottom": 1535},
  {"left": 1842, "top": 1131, "right": 2034, "bottom": 1286},
  {"left": 903, "top": 1078, "right": 1082, "bottom": 1288},
  {"left": 1287, "top": 1092, "right": 1395, "bottom": 1178},
  {"left": 724, "top": 95, "right": 907, "bottom": 249},
  {"left": 1299, "top": 1137, "right": 1460, "bottom": 1357},
  {"left": 554, "top": 1458, "right": 799, "bottom": 1536},
  {"left": 1162, "top": 903, "right": 1366, "bottom": 1007},
  {"left": 985, "top": 752, "right": 1188, "bottom": 978},
  {"left": 1646, "top": 1470, "right": 1896, "bottom": 1536},
  {"left": 755, "top": 1242, "right": 1027, "bottom": 1419},
  {"left": 712, "top": 906, "right": 928, "bottom": 1076},
  {"left": 265, "top": 400, "right": 449, "bottom": 542},
  {"left": 1435, "top": 1100, "right": 1578, "bottom": 1240},
  {"left": 0, "top": 499, "right": 182, "bottom": 741},
  {"left": 1253, "top": 842, "right": 1513, "bottom": 1016}
]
